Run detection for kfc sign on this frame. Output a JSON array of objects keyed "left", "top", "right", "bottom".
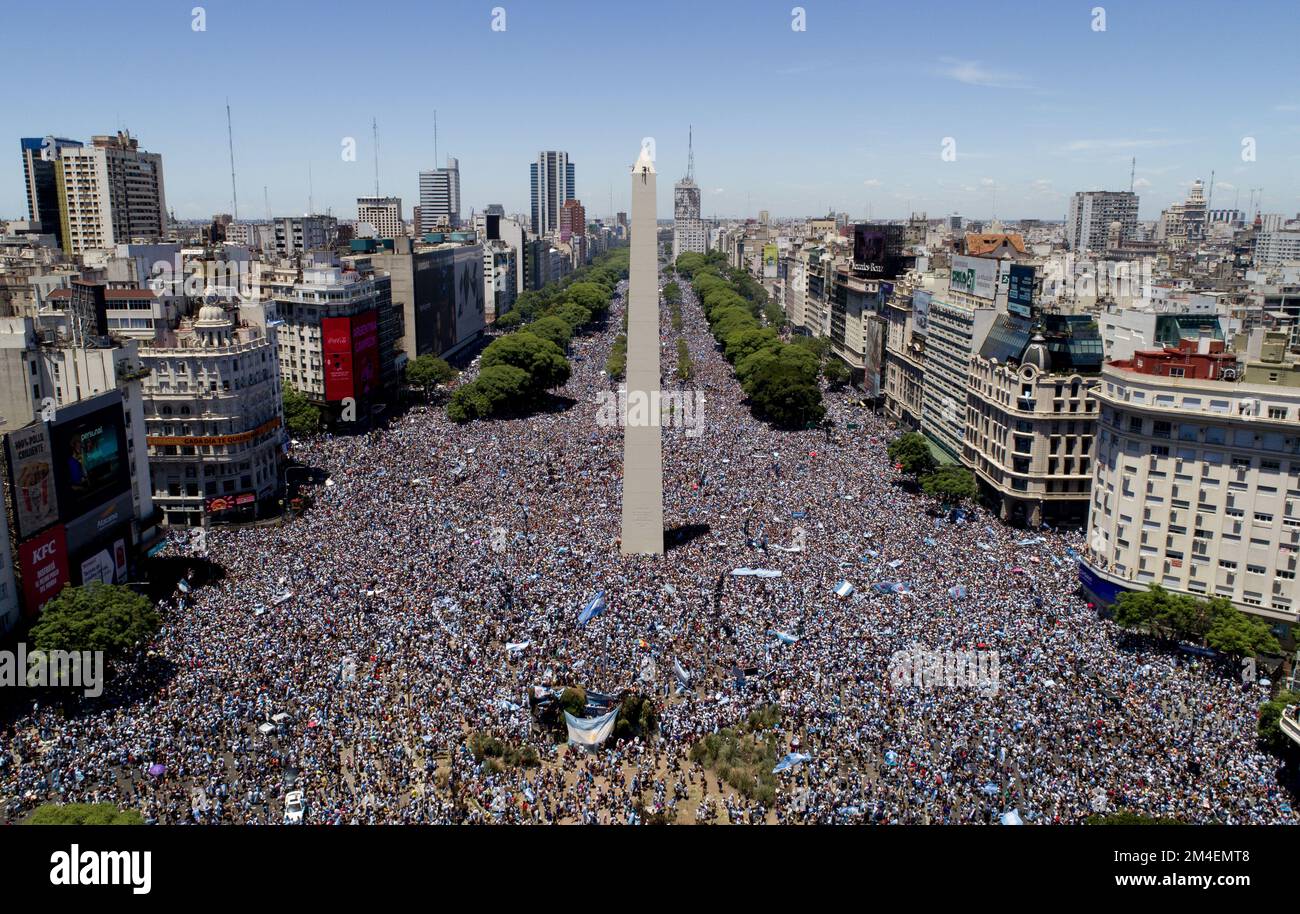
[{"left": 18, "top": 525, "right": 70, "bottom": 616}]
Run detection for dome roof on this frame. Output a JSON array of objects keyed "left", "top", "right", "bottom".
[
  {"left": 195, "top": 302, "right": 230, "bottom": 326},
  {"left": 1022, "top": 331, "right": 1050, "bottom": 371}
]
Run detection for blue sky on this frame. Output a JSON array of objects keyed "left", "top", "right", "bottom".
[{"left": 4, "top": 0, "right": 1298, "bottom": 222}]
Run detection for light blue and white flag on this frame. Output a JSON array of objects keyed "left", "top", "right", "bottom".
[
  {"left": 578, "top": 591, "right": 607, "bottom": 626},
  {"left": 564, "top": 707, "right": 619, "bottom": 749},
  {"left": 834, "top": 580, "right": 855, "bottom": 598},
  {"left": 773, "top": 752, "right": 812, "bottom": 774}
]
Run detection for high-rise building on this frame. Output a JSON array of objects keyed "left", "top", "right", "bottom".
[
  {"left": 55, "top": 132, "right": 167, "bottom": 255},
  {"left": 19, "top": 137, "right": 82, "bottom": 249},
  {"left": 1080, "top": 334, "right": 1300, "bottom": 622},
  {"left": 560, "top": 199, "right": 586, "bottom": 242},
  {"left": 673, "top": 130, "right": 705, "bottom": 261},
  {"left": 1066, "top": 191, "right": 1138, "bottom": 253},
  {"left": 273, "top": 215, "right": 337, "bottom": 257},
  {"left": 356, "top": 196, "right": 404, "bottom": 239},
  {"left": 419, "top": 156, "right": 461, "bottom": 231},
  {"left": 530, "top": 151, "right": 575, "bottom": 236}
]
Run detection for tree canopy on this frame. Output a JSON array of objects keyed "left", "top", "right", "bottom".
[
  {"left": 30, "top": 583, "right": 160, "bottom": 661},
  {"left": 405, "top": 354, "right": 455, "bottom": 396},
  {"left": 282, "top": 386, "right": 321, "bottom": 437},
  {"left": 887, "top": 432, "right": 938, "bottom": 477}
]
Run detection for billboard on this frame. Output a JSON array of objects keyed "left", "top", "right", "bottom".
[
  {"left": 6, "top": 423, "right": 59, "bottom": 538},
  {"left": 453, "top": 247, "right": 486, "bottom": 348},
  {"left": 912, "top": 290, "right": 932, "bottom": 335},
  {"left": 949, "top": 254, "right": 998, "bottom": 299},
  {"left": 762, "top": 244, "right": 778, "bottom": 278},
  {"left": 77, "top": 536, "right": 128, "bottom": 587},
  {"left": 322, "top": 311, "right": 379, "bottom": 402},
  {"left": 1007, "top": 264, "right": 1035, "bottom": 318},
  {"left": 853, "top": 226, "right": 887, "bottom": 275},
  {"left": 48, "top": 395, "right": 130, "bottom": 524},
  {"left": 18, "top": 524, "right": 69, "bottom": 616}
]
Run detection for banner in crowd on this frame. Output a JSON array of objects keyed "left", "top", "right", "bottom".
[{"left": 564, "top": 708, "right": 619, "bottom": 749}]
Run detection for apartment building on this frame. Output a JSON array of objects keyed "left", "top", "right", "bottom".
[
  {"left": 138, "top": 303, "right": 282, "bottom": 525},
  {"left": 963, "top": 314, "right": 1103, "bottom": 526},
  {"left": 1081, "top": 335, "right": 1300, "bottom": 622},
  {"left": 55, "top": 132, "right": 167, "bottom": 255}
]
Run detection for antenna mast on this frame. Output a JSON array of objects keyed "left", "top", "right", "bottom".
[
  {"left": 308, "top": 164, "right": 314, "bottom": 215},
  {"left": 226, "top": 99, "right": 238, "bottom": 220},
  {"left": 1129, "top": 156, "right": 1135, "bottom": 193},
  {"left": 434, "top": 110, "right": 438, "bottom": 166},
  {"left": 372, "top": 117, "right": 380, "bottom": 197},
  {"left": 687, "top": 125, "right": 695, "bottom": 182}
]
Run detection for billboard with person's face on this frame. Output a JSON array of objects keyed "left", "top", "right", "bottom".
[{"left": 48, "top": 394, "right": 130, "bottom": 524}]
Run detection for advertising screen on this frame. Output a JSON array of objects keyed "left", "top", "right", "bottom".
[
  {"left": 762, "top": 244, "right": 778, "bottom": 278},
  {"left": 6, "top": 423, "right": 59, "bottom": 538},
  {"left": 453, "top": 248, "right": 485, "bottom": 348},
  {"left": 853, "top": 226, "right": 886, "bottom": 275},
  {"left": 949, "top": 254, "right": 998, "bottom": 300},
  {"left": 322, "top": 311, "right": 379, "bottom": 402},
  {"left": 1007, "top": 264, "right": 1035, "bottom": 318},
  {"left": 912, "top": 290, "right": 932, "bottom": 335},
  {"left": 18, "top": 524, "right": 69, "bottom": 616},
  {"left": 49, "top": 400, "right": 130, "bottom": 522}
]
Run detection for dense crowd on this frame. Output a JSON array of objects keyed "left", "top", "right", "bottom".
[{"left": 0, "top": 271, "right": 1292, "bottom": 825}]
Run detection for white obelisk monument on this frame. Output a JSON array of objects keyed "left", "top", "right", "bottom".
[{"left": 620, "top": 142, "right": 664, "bottom": 555}]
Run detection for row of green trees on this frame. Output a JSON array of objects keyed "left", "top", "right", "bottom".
[
  {"left": 1113, "top": 585, "right": 1279, "bottom": 658},
  {"left": 449, "top": 249, "right": 629, "bottom": 421},
  {"left": 675, "top": 251, "right": 825, "bottom": 428},
  {"left": 886, "top": 432, "right": 979, "bottom": 504}
]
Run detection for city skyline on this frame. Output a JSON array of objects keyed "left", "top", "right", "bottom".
[{"left": 3, "top": 0, "right": 1299, "bottom": 223}]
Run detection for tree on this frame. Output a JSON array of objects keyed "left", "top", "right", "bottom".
[
  {"left": 447, "top": 383, "right": 492, "bottom": 423},
  {"left": 554, "top": 301, "right": 593, "bottom": 332},
  {"left": 528, "top": 315, "right": 573, "bottom": 350},
  {"left": 606, "top": 334, "right": 627, "bottom": 379},
  {"left": 791, "top": 335, "right": 831, "bottom": 360},
  {"left": 405, "top": 355, "right": 455, "bottom": 397},
  {"left": 30, "top": 583, "right": 160, "bottom": 662},
  {"left": 474, "top": 364, "right": 534, "bottom": 413},
  {"left": 565, "top": 282, "right": 612, "bottom": 317},
  {"left": 1206, "top": 598, "right": 1280, "bottom": 657},
  {"left": 27, "top": 803, "right": 144, "bottom": 825},
  {"left": 661, "top": 281, "right": 682, "bottom": 305},
  {"left": 723, "top": 328, "right": 779, "bottom": 366},
  {"left": 493, "top": 309, "right": 524, "bottom": 330},
  {"left": 921, "top": 465, "right": 978, "bottom": 503},
  {"left": 822, "top": 357, "right": 850, "bottom": 387},
  {"left": 763, "top": 299, "right": 785, "bottom": 329},
  {"left": 887, "top": 432, "right": 937, "bottom": 478},
  {"left": 282, "top": 386, "right": 321, "bottom": 437},
  {"left": 1258, "top": 689, "right": 1300, "bottom": 753},
  {"left": 745, "top": 360, "right": 825, "bottom": 428},
  {"left": 481, "top": 332, "right": 570, "bottom": 391}
]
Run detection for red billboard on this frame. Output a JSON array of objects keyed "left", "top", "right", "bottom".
[
  {"left": 18, "top": 524, "right": 70, "bottom": 616},
  {"left": 322, "top": 311, "right": 379, "bottom": 402}
]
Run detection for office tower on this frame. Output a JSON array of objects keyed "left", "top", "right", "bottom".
[
  {"left": 560, "top": 199, "right": 586, "bottom": 242},
  {"left": 19, "top": 137, "right": 82, "bottom": 249},
  {"left": 672, "top": 129, "right": 705, "bottom": 260},
  {"left": 55, "top": 132, "right": 167, "bottom": 255},
  {"left": 1066, "top": 191, "right": 1138, "bottom": 253},
  {"left": 356, "top": 196, "right": 404, "bottom": 239},
  {"left": 530, "top": 151, "right": 575, "bottom": 236},
  {"left": 419, "top": 156, "right": 461, "bottom": 231},
  {"left": 620, "top": 143, "right": 663, "bottom": 555}
]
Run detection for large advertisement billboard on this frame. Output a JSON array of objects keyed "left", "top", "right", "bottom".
[
  {"left": 949, "top": 254, "right": 998, "bottom": 299},
  {"left": 48, "top": 396, "right": 130, "bottom": 524},
  {"left": 1007, "top": 264, "right": 1035, "bottom": 318},
  {"left": 912, "top": 290, "right": 931, "bottom": 335},
  {"left": 762, "top": 244, "right": 778, "bottom": 278},
  {"left": 6, "top": 423, "right": 59, "bottom": 538},
  {"left": 854, "top": 226, "right": 887, "bottom": 275},
  {"left": 18, "top": 524, "right": 69, "bottom": 616},
  {"left": 322, "top": 311, "right": 379, "bottom": 402},
  {"left": 453, "top": 247, "right": 486, "bottom": 348}
]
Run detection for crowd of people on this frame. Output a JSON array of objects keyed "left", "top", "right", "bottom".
[{"left": 0, "top": 270, "right": 1292, "bottom": 825}]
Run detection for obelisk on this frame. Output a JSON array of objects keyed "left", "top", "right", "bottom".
[{"left": 620, "top": 141, "right": 664, "bottom": 554}]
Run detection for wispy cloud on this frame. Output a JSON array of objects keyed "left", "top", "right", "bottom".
[
  {"left": 935, "top": 57, "right": 1034, "bottom": 90},
  {"left": 863, "top": 178, "right": 882, "bottom": 188},
  {"left": 1055, "top": 137, "right": 1182, "bottom": 154},
  {"left": 1275, "top": 103, "right": 1300, "bottom": 112}
]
